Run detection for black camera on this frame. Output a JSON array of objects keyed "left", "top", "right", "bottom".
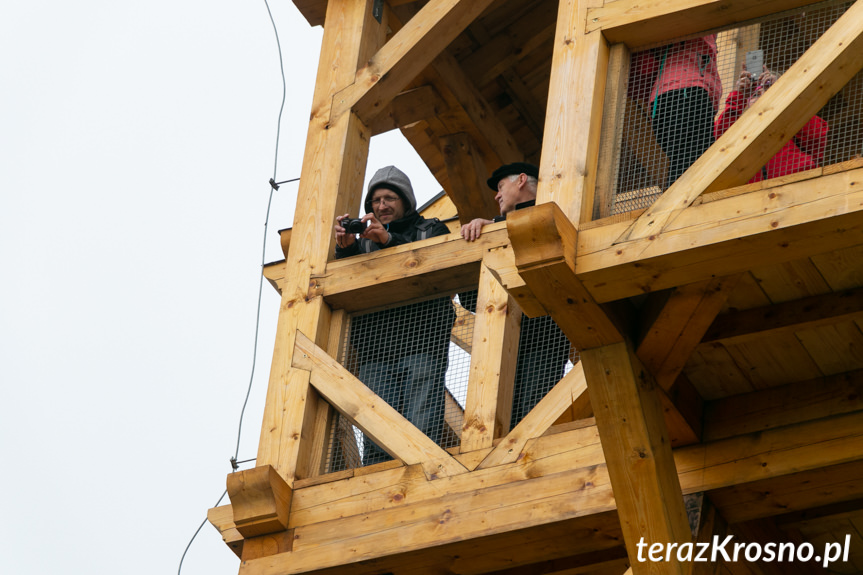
[{"left": 341, "top": 216, "right": 367, "bottom": 234}]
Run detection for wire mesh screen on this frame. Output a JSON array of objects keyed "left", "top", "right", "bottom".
[
  {"left": 324, "top": 291, "right": 575, "bottom": 472},
  {"left": 608, "top": 0, "right": 861, "bottom": 215}
]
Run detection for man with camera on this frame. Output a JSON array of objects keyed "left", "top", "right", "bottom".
[
  {"left": 459, "top": 163, "right": 572, "bottom": 428},
  {"left": 334, "top": 166, "right": 454, "bottom": 465}
]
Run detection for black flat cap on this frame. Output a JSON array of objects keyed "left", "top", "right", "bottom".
[{"left": 486, "top": 162, "right": 539, "bottom": 191}]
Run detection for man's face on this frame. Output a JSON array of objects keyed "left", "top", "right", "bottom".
[
  {"left": 370, "top": 187, "right": 405, "bottom": 224},
  {"left": 495, "top": 174, "right": 531, "bottom": 215}
]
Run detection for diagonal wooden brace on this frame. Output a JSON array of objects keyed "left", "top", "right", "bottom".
[{"left": 292, "top": 331, "right": 468, "bottom": 479}]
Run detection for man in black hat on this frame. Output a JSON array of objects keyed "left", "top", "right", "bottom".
[
  {"left": 334, "top": 166, "right": 455, "bottom": 466},
  {"left": 459, "top": 162, "right": 572, "bottom": 429},
  {"left": 460, "top": 161, "right": 540, "bottom": 241}
]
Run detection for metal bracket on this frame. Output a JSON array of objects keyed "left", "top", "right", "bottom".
[{"left": 373, "top": 0, "right": 384, "bottom": 23}]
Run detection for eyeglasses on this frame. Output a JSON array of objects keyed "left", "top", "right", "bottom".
[{"left": 371, "top": 195, "right": 401, "bottom": 207}]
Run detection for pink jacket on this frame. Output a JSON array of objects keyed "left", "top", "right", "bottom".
[
  {"left": 631, "top": 36, "right": 722, "bottom": 111},
  {"left": 714, "top": 90, "right": 829, "bottom": 182}
]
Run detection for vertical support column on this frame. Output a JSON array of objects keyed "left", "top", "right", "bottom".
[
  {"left": 255, "top": 0, "right": 386, "bottom": 485},
  {"left": 461, "top": 263, "right": 521, "bottom": 451},
  {"left": 537, "top": 0, "right": 609, "bottom": 224},
  {"left": 581, "top": 341, "right": 691, "bottom": 575}
]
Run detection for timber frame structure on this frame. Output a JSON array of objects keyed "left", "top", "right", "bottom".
[{"left": 208, "top": 1, "right": 863, "bottom": 573}]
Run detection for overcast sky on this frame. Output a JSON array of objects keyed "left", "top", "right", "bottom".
[{"left": 0, "top": 2, "right": 441, "bottom": 573}]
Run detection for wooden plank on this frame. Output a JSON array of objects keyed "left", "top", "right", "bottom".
[
  {"left": 704, "top": 369, "right": 863, "bottom": 442},
  {"left": 586, "top": 0, "right": 830, "bottom": 47},
  {"left": 711, "top": 459, "right": 863, "bottom": 524},
  {"left": 702, "top": 286, "right": 863, "bottom": 346},
  {"left": 594, "top": 43, "right": 630, "bottom": 219},
  {"left": 332, "top": 0, "right": 497, "bottom": 124},
  {"left": 478, "top": 361, "right": 589, "bottom": 468},
  {"left": 368, "top": 85, "right": 445, "bottom": 136},
  {"left": 615, "top": 1, "right": 863, "bottom": 245},
  {"left": 292, "top": 331, "right": 468, "bottom": 479},
  {"left": 461, "top": 263, "right": 521, "bottom": 451},
  {"left": 439, "top": 132, "right": 501, "bottom": 224},
  {"left": 582, "top": 341, "right": 691, "bottom": 575},
  {"left": 537, "top": 0, "right": 609, "bottom": 223},
  {"left": 637, "top": 275, "right": 742, "bottom": 391},
  {"left": 675, "top": 411, "right": 863, "bottom": 494},
  {"left": 313, "top": 225, "right": 511, "bottom": 312},
  {"left": 507, "top": 203, "right": 623, "bottom": 350},
  {"left": 256, "top": 0, "right": 384, "bottom": 484},
  {"left": 242, "top": 470, "right": 617, "bottom": 574},
  {"left": 576, "top": 167, "right": 863, "bottom": 303},
  {"left": 483, "top": 242, "right": 548, "bottom": 318},
  {"left": 288, "top": 425, "right": 604, "bottom": 527}
]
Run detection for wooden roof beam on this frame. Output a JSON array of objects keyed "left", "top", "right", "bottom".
[
  {"left": 616, "top": 0, "right": 863, "bottom": 244},
  {"left": 702, "top": 285, "right": 863, "bottom": 346},
  {"left": 637, "top": 275, "right": 743, "bottom": 391},
  {"left": 703, "top": 368, "right": 863, "bottom": 442},
  {"left": 332, "top": 0, "right": 497, "bottom": 125},
  {"left": 439, "top": 132, "right": 502, "bottom": 224},
  {"left": 368, "top": 85, "right": 445, "bottom": 136},
  {"left": 292, "top": 330, "right": 468, "bottom": 479},
  {"left": 587, "top": 0, "right": 833, "bottom": 47}
]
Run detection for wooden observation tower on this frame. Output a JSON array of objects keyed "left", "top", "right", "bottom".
[{"left": 208, "top": 0, "right": 863, "bottom": 573}]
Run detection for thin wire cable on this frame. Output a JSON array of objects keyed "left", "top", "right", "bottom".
[
  {"left": 178, "top": 490, "right": 227, "bottom": 575},
  {"left": 233, "top": 0, "right": 290, "bottom": 467},
  {"left": 177, "top": 1, "right": 291, "bottom": 573}
]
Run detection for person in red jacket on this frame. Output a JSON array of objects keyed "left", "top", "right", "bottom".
[{"left": 714, "top": 67, "right": 828, "bottom": 182}]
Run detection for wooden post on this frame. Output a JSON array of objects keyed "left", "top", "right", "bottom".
[
  {"left": 594, "top": 43, "right": 631, "bottom": 219},
  {"left": 254, "top": 0, "right": 385, "bottom": 485},
  {"left": 537, "top": 0, "right": 609, "bottom": 224},
  {"left": 461, "top": 263, "right": 521, "bottom": 451},
  {"left": 581, "top": 341, "right": 691, "bottom": 575}
]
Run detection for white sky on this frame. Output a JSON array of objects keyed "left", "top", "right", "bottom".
[{"left": 0, "top": 2, "right": 441, "bottom": 573}]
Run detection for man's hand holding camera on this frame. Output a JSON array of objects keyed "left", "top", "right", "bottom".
[{"left": 335, "top": 213, "right": 390, "bottom": 248}]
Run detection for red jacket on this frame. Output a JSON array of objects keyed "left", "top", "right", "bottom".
[{"left": 714, "top": 90, "right": 828, "bottom": 182}]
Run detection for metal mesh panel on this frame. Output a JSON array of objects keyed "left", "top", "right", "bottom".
[
  {"left": 326, "top": 294, "right": 467, "bottom": 471},
  {"left": 324, "top": 291, "right": 576, "bottom": 471},
  {"left": 608, "top": 0, "right": 860, "bottom": 215},
  {"left": 510, "top": 314, "right": 576, "bottom": 429}
]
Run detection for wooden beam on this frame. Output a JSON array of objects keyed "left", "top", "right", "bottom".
[
  {"left": 582, "top": 341, "right": 691, "bottom": 575},
  {"left": 312, "top": 225, "right": 510, "bottom": 312},
  {"left": 461, "top": 263, "right": 521, "bottom": 451},
  {"left": 439, "top": 132, "right": 501, "bottom": 224},
  {"left": 615, "top": 1, "right": 863, "bottom": 245},
  {"left": 368, "top": 85, "right": 445, "bottom": 135},
  {"left": 586, "top": 0, "right": 830, "bottom": 47},
  {"left": 637, "top": 275, "right": 742, "bottom": 391},
  {"left": 703, "top": 369, "right": 863, "bottom": 442},
  {"left": 507, "top": 202, "right": 623, "bottom": 350},
  {"left": 711, "top": 459, "right": 863, "bottom": 524},
  {"left": 292, "top": 331, "right": 468, "bottom": 479},
  {"left": 702, "top": 285, "right": 863, "bottom": 346},
  {"left": 478, "top": 361, "right": 589, "bottom": 469},
  {"left": 576, "top": 167, "right": 863, "bottom": 303},
  {"left": 332, "top": 0, "right": 497, "bottom": 124},
  {"left": 537, "top": 0, "right": 609, "bottom": 223},
  {"left": 226, "top": 465, "right": 293, "bottom": 538}
]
